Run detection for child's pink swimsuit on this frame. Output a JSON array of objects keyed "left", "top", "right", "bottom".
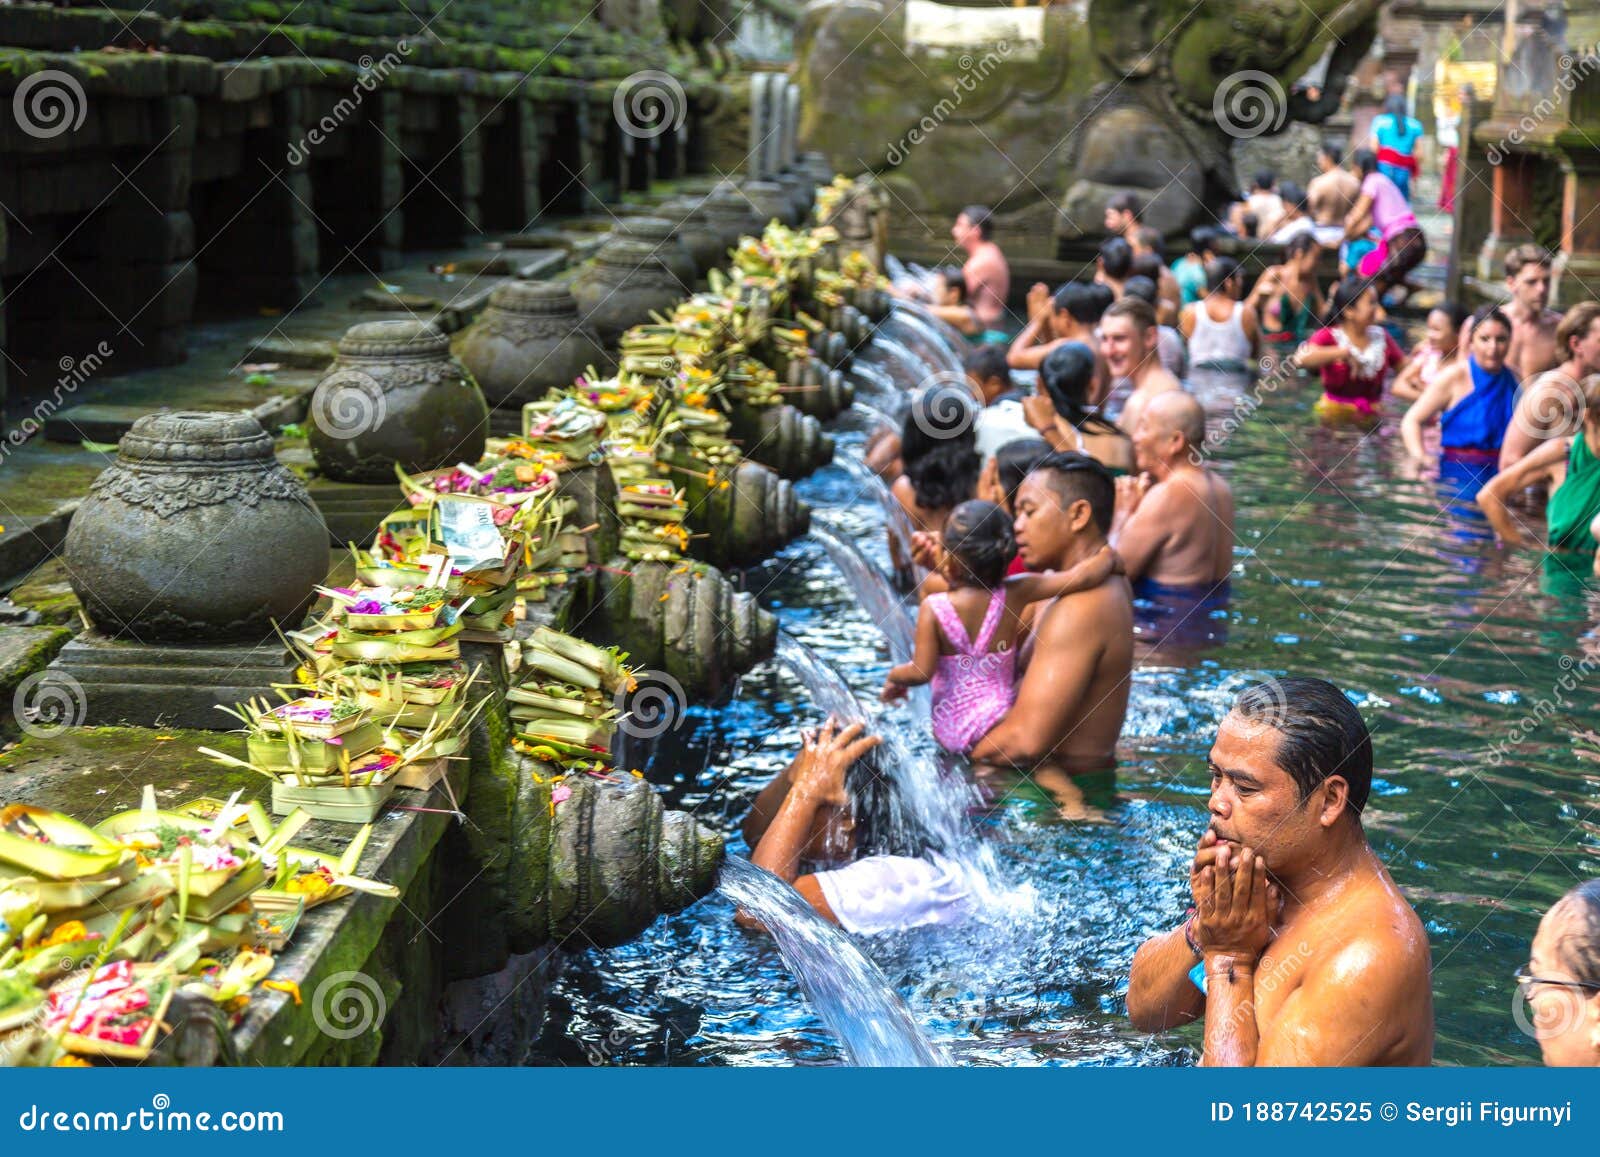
[{"left": 927, "top": 589, "right": 1016, "bottom": 754}]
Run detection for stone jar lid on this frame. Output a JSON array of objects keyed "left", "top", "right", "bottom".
[
  {"left": 591, "top": 237, "right": 675, "bottom": 270},
  {"left": 487, "top": 280, "right": 580, "bottom": 317},
  {"left": 118, "top": 410, "right": 275, "bottom": 466},
  {"left": 613, "top": 216, "right": 681, "bottom": 242},
  {"left": 338, "top": 318, "right": 451, "bottom": 358}
]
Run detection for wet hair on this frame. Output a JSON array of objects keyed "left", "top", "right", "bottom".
[
  {"left": 1327, "top": 277, "right": 1374, "bottom": 320},
  {"left": 1284, "top": 232, "right": 1320, "bottom": 261},
  {"left": 846, "top": 746, "right": 944, "bottom": 859},
  {"left": 1103, "top": 294, "right": 1156, "bottom": 335},
  {"left": 1040, "top": 341, "right": 1118, "bottom": 435},
  {"left": 1106, "top": 191, "right": 1143, "bottom": 220},
  {"left": 900, "top": 386, "right": 981, "bottom": 511},
  {"left": 1130, "top": 252, "right": 1164, "bottom": 283},
  {"left": 1053, "top": 280, "right": 1110, "bottom": 324},
  {"left": 1253, "top": 170, "right": 1275, "bottom": 192},
  {"left": 1204, "top": 256, "right": 1241, "bottom": 293},
  {"left": 1098, "top": 236, "right": 1133, "bottom": 281},
  {"left": 936, "top": 265, "right": 968, "bottom": 303},
  {"left": 994, "top": 437, "right": 1053, "bottom": 505},
  {"left": 1319, "top": 140, "right": 1343, "bottom": 165},
  {"left": 942, "top": 499, "right": 1016, "bottom": 588},
  {"left": 959, "top": 205, "right": 994, "bottom": 240},
  {"left": 1430, "top": 300, "right": 1471, "bottom": 332},
  {"left": 964, "top": 342, "right": 1010, "bottom": 388},
  {"left": 1189, "top": 226, "right": 1224, "bottom": 257},
  {"left": 1028, "top": 450, "right": 1115, "bottom": 534},
  {"left": 1470, "top": 304, "right": 1513, "bottom": 339},
  {"left": 1131, "top": 225, "right": 1166, "bottom": 259},
  {"left": 1230, "top": 676, "right": 1373, "bottom": 815},
  {"left": 1557, "top": 301, "right": 1600, "bottom": 355},
  {"left": 1123, "top": 274, "right": 1159, "bottom": 305},
  {"left": 1506, "top": 243, "right": 1554, "bottom": 277},
  {"left": 1548, "top": 880, "right": 1600, "bottom": 987},
  {"left": 1278, "top": 179, "right": 1307, "bottom": 211},
  {"left": 1351, "top": 147, "right": 1379, "bottom": 177}
]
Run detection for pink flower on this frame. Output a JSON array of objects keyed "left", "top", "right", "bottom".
[{"left": 550, "top": 785, "right": 572, "bottom": 807}]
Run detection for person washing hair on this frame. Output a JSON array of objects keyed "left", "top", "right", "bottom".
[
  {"left": 740, "top": 720, "right": 983, "bottom": 935},
  {"left": 880, "top": 498, "right": 1117, "bottom": 754}
]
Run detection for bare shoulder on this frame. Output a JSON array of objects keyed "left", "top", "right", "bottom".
[
  {"left": 1037, "top": 577, "right": 1132, "bottom": 641},
  {"left": 1312, "top": 871, "right": 1431, "bottom": 990}
]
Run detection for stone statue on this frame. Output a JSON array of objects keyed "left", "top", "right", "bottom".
[{"left": 796, "top": 0, "right": 1379, "bottom": 253}]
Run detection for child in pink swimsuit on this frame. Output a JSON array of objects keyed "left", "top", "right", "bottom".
[{"left": 879, "top": 499, "right": 1117, "bottom": 754}]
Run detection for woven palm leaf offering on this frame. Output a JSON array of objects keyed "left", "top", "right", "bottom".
[
  {"left": 518, "top": 394, "right": 609, "bottom": 469},
  {"left": 94, "top": 788, "right": 265, "bottom": 925},
  {"left": 510, "top": 627, "right": 634, "bottom": 773}
]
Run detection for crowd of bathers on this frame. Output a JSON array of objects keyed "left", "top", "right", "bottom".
[{"left": 735, "top": 130, "right": 1600, "bottom": 1066}]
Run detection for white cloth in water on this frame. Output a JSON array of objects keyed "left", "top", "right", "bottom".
[
  {"left": 813, "top": 852, "right": 979, "bottom": 935},
  {"left": 975, "top": 399, "right": 1036, "bottom": 457},
  {"left": 1187, "top": 300, "right": 1252, "bottom": 368}
]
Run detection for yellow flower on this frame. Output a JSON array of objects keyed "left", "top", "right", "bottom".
[
  {"left": 41, "top": 921, "right": 88, "bottom": 947},
  {"left": 52, "top": 1055, "right": 92, "bottom": 1068},
  {"left": 262, "top": 979, "right": 303, "bottom": 1005}
]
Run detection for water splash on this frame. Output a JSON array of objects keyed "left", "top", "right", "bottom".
[
  {"left": 718, "top": 856, "right": 948, "bottom": 1067},
  {"left": 776, "top": 632, "right": 863, "bottom": 723},
  {"left": 812, "top": 521, "right": 916, "bottom": 661},
  {"left": 885, "top": 302, "right": 969, "bottom": 377},
  {"left": 835, "top": 452, "right": 917, "bottom": 576}
]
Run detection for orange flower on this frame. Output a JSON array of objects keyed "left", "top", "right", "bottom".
[
  {"left": 41, "top": 921, "right": 88, "bottom": 947},
  {"left": 52, "top": 1055, "right": 92, "bottom": 1068}
]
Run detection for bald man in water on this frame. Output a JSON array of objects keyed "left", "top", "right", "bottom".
[
  {"left": 1126, "top": 677, "right": 1434, "bottom": 1065},
  {"left": 1112, "top": 391, "right": 1234, "bottom": 590}
]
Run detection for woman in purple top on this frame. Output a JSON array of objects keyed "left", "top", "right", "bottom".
[{"left": 1344, "top": 148, "right": 1425, "bottom": 299}]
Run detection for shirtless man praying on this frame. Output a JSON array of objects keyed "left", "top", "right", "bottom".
[{"left": 1126, "top": 677, "right": 1434, "bottom": 1066}]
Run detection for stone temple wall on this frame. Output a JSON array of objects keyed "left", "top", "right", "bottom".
[{"left": 0, "top": 0, "right": 746, "bottom": 427}]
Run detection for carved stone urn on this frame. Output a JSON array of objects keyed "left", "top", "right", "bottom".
[
  {"left": 570, "top": 238, "right": 685, "bottom": 349},
  {"left": 457, "top": 281, "right": 609, "bottom": 412},
  {"left": 610, "top": 216, "right": 698, "bottom": 290},
  {"left": 658, "top": 196, "right": 725, "bottom": 275},
  {"left": 309, "top": 319, "right": 488, "bottom": 484},
  {"left": 699, "top": 184, "right": 766, "bottom": 254},
  {"left": 740, "top": 179, "right": 799, "bottom": 227},
  {"left": 63, "top": 411, "right": 328, "bottom": 642}
]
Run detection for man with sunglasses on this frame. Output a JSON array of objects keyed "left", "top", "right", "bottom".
[
  {"left": 1521, "top": 880, "right": 1600, "bottom": 1065},
  {"left": 1125, "top": 677, "right": 1434, "bottom": 1065}
]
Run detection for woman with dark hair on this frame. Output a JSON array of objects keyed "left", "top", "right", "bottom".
[
  {"left": 1294, "top": 279, "right": 1404, "bottom": 421},
  {"left": 1248, "top": 233, "right": 1324, "bottom": 353},
  {"left": 739, "top": 719, "right": 980, "bottom": 934},
  {"left": 1026, "top": 342, "right": 1134, "bottom": 472},
  {"left": 1519, "top": 880, "right": 1600, "bottom": 1065},
  {"left": 1402, "top": 306, "right": 1520, "bottom": 464},
  {"left": 1367, "top": 93, "right": 1425, "bottom": 202},
  {"left": 1344, "top": 148, "right": 1425, "bottom": 299},
  {"left": 892, "top": 386, "right": 982, "bottom": 539}
]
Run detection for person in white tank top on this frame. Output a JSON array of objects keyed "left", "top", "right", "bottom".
[{"left": 1180, "top": 256, "right": 1259, "bottom": 371}]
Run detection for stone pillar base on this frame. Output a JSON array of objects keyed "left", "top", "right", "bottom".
[
  {"left": 304, "top": 478, "right": 403, "bottom": 548},
  {"left": 47, "top": 632, "right": 301, "bottom": 730}
]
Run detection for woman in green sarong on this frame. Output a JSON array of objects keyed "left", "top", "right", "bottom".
[{"left": 1478, "top": 376, "right": 1600, "bottom": 568}]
